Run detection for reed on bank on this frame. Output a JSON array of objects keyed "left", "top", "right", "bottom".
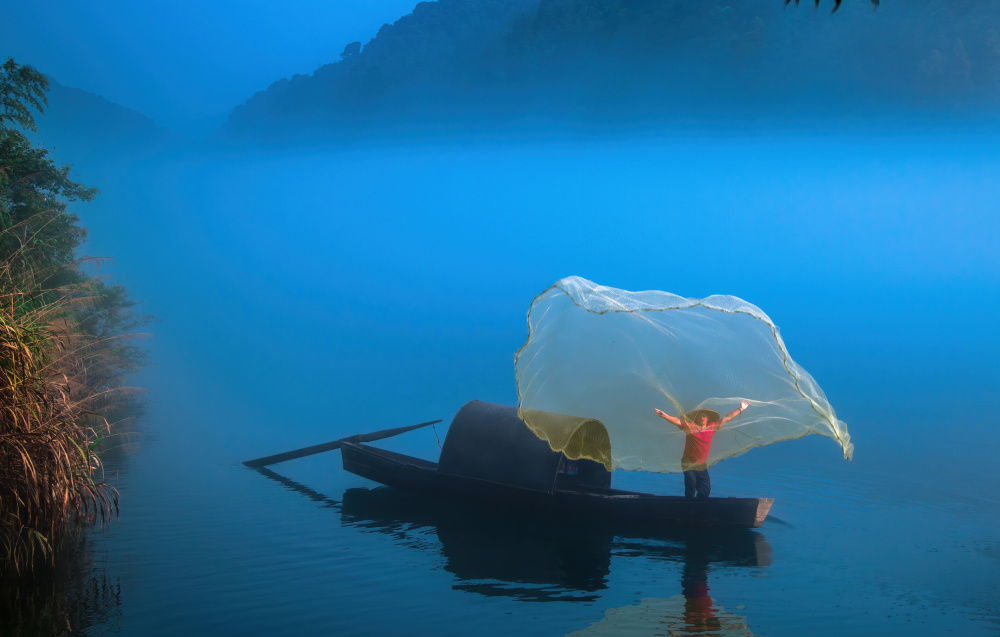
[
  {"left": 1, "top": 58, "right": 150, "bottom": 577},
  {"left": 0, "top": 214, "right": 141, "bottom": 575}
]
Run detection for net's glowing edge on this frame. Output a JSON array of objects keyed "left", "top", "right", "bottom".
[{"left": 515, "top": 276, "right": 853, "bottom": 474}]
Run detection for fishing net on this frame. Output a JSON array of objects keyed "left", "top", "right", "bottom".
[{"left": 515, "top": 276, "right": 853, "bottom": 473}]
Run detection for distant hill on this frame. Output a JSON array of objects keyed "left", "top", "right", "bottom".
[
  {"left": 33, "top": 80, "right": 180, "bottom": 167},
  {"left": 221, "top": 0, "right": 542, "bottom": 141},
  {"left": 222, "top": 0, "right": 1000, "bottom": 141}
]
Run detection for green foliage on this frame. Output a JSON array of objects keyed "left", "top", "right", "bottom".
[
  {"left": 0, "top": 64, "right": 97, "bottom": 273},
  {"left": 0, "top": 58, "right": 47, "bottom": 133},
  {"left": 0, "top": 59, "right": 150, "bottom": 576}
]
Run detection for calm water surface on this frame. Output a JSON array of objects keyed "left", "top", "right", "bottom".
[{"left": 25, "top": 135, "right": 1000, "bottom": 635}]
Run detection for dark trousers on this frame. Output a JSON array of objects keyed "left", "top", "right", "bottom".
[{"left": 683, "top": 469, "right": 711, "bottom": 498}]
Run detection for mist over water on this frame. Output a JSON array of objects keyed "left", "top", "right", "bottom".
[{"left": 47, "top": 128, "right": 997, "bottom": 635}]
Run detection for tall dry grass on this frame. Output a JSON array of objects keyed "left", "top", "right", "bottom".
[{"left": 0, "top": 213, "right": 139, "bottom": 575}]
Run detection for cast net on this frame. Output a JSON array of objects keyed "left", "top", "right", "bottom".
[{"left": 515, "top": 276, "right": 853, "bottom": 473}]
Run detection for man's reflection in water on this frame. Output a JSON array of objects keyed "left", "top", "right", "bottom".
[
  {"left": 567, "top": 531, "right": 765, "bottom": 637},
  {"left": 678, "top": 538, "right": 721, "bottom": 634},
  {"left": 681, "top": 554, "right": 721, "bottom": 633}
]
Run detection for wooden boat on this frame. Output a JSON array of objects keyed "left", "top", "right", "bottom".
[{"left": 340, "top": 400, "right": 772, "bottom": 529}]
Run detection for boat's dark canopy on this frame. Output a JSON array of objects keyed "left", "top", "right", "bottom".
[{"left": 438, "top": 401, "right": 611, "bottom": 493}]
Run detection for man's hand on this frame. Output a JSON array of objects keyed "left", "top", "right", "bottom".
[
  {"left": 720, "top": 401, "right": 751, "bottom": 427},
  {"left": 654, "top": 408, "right": 682, "bottom": 427}
]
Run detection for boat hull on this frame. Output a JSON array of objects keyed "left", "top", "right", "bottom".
[{"left": 341, "top": 442, "right": 772, "bottom": 529}]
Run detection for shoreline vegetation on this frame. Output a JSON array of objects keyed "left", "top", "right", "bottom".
[{"left": 0, "top": 58, "right": 152, "bottom": 581}]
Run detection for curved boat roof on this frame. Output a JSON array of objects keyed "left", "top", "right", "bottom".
[{"left": 438, "top": 400, "right": 611, "bottom": 493}]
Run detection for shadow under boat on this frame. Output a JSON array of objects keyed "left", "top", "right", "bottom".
[
  {"left": 342, "top": 485, "right": 612, "bottom": 601},
  {"left": 342, "top": 400, "right": 773, "bottom": 529},
  {"left": 340, "top": 484, "right": 773, "bottom": 604}
]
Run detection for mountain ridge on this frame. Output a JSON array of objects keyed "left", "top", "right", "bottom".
[
  {"left": 219, "top": 0, "right": 1000, "bottom": 143},
  {"left": 33, "top": 79, "right": 182, "bottom": 166}
]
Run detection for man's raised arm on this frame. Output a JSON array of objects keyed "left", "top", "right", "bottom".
[
  {"left": 717, "top": 400, "right": 751, "bottom": 427},
  {"left": 654, "top": 408, "right": 687, "bottom": 430}
]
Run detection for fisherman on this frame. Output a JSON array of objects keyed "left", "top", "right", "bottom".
[{"left": 654, "top": 401, "right": 750, "bottom": 498}]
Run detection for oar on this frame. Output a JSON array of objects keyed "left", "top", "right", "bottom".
[{"left": 242, "top": 419, "right": 442, "bottom": 468}]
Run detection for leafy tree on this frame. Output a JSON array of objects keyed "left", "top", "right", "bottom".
[
  {"left": 0, "top": 58, "right": 96, "bottom": 274},
  {"left": 0, "top": 58, "right": 150, "bottom": 374},
  {"left": 1, "top": 59, "right": 151, "bottom": 574},
  {"left": 1, "top": 58, "right": 47, "bottom": 131}
]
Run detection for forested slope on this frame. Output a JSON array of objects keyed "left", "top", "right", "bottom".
[
  {"left": 35, "top": 80, "right": 179, "bottom": 164},
  {"left": 222, "top": 0, "right": 1000, "bottom": 141}
]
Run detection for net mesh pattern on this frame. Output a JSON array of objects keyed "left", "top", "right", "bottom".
[{"left": 515, "top": 276, "right": 853, "bottom": 473}]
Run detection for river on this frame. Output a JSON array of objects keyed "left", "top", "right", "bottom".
[{"left": 10, "top": 132, "right": 999, "bottom": 636}]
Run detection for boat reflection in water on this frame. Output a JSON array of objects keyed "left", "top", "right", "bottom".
[
  {"left": 339, "top": 484, "right": 771, "bottom": 609},
  {"left": 340, "top": 486, "right": 611, "bottom": 601},
  {"left": 254, "top": 467, "right": 770, "bottom": 615},
  {"left": 253, "top": 467, "right": 611, "bottom": 601}
]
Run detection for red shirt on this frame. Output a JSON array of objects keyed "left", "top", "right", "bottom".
[{"left": 681, "top": 422, "right": 720, "bottom": 470}]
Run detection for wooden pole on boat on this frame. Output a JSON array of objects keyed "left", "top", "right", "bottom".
[{"left": 242, "top": 419, "right": 442, "bottom": 468}]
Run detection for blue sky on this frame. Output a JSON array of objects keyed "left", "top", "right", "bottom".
[{"left": 2, "top": 0, "right": 417, "bottom": 129}]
